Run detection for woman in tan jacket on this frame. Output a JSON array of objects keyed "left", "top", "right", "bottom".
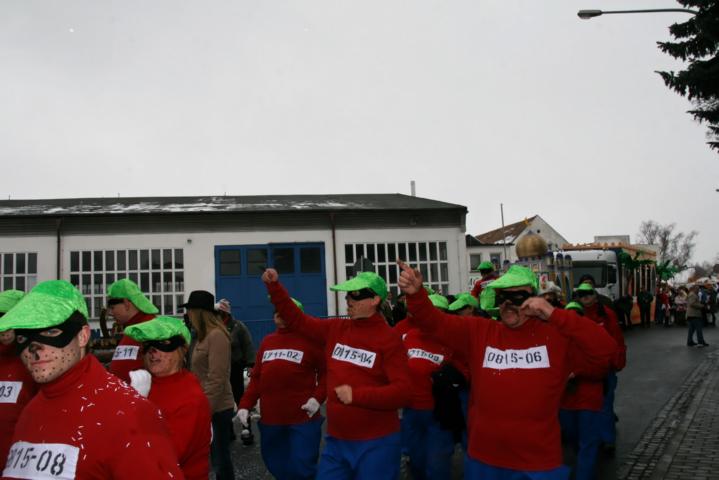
[{"left": 182, "top": 290, "right": 236, "bottom": 480}]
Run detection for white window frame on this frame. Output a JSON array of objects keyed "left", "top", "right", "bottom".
[
  {"left": 343, "top": 241, "right": 450, "bottom": 298},
  {"left": 0, "top": 252, "right": 39, "bottom": 292},
  {"left": 69, "top": 248, "right": 185, "bottom": 319}
]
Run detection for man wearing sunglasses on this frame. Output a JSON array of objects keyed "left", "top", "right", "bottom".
[
  {"left": 106, "top": 279, "right": 159, "bottom": 383},
  {"left": 470, "top": 261, "right": 499, "bottom": 299},
  {"left": 0, "top": 280, "right": 182, "bottom": 479},
  {"left": 399, "top": 262, "right": 617, "bottom": 480},
  {"left": 262, "top": 268, "right": 411, "bottom": 480}
]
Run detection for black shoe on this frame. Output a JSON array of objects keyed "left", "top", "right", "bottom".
[
  {"left": 688, "top": 342, "right": 697, "bottom": 346},
  {"left": 602, "top": 443, "right": 616, "bottom": 457},
  {"left": 698, "top": 343, "right": 709, "bottom": 348}
]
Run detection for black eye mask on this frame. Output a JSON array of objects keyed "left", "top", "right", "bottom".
[
  {"left": 142, "top": 335, "right": 186, "bottom": 353},
  {"left": 15, "top": 311, "right": 86, "bottom": 355},
  {"left": 495, "top": 290, "right": 533, "bottom": 307},
  {"left": 346, "top": 289, "right": 377, "bottom": 301}
]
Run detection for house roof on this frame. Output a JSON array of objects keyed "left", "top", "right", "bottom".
[
  {"left": 0, "top": 194, "right": 467, "bottom": 218},
  {"left": 475, "top": 215, "right": 537, "bottom": 245}
]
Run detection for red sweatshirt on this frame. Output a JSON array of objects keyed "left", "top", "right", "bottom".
[
  {"left": 3, "top": 355, "right": 182, "bottom": 479},
  {"left": 561, "top": 304, "right": 624, "bottom": 411},
  {"left": 402, "top": 328, "right": 454, "bottom": 410},
  {"left": 407, "top": 289, "right": 617, "bottom": 471},
  {"left": 0, "top": 345, "right": 37, "bottom": 464},
  {"left": 109, "top": 312, "right": 156, "bottom": 383},
  {"left": 393, "top": 318, "right": 411, "bottom": 339},
  {"left": 240, "top": 328, "right": 326, "bottom": 425},
  {"left": 267, "top": 281, "right": 411, "bottom": 441},
  {"left": 148, "top": 370, "right": 211, "bottom": 480},
  {"left": 471, "top": 273, "right": 499, "bottom": 298}
]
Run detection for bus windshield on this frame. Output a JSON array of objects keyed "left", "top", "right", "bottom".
[{"left": 572, "top": 261, "right": 607, "bottom": 287}]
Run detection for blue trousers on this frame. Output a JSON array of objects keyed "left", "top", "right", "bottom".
[
  {"left": 688, "top": 316, "right": 706, "bottom": 344},
  {"left": 464, "top": 455, "right": 569, "bottom": 480},
  {"left": 599, "top": 372, "right": 618, "bottom": 445},
  {"left": 317, "top": 432, "right": 401, "bottom": 480},
  {"left": 559, "top": 409, "right": 601, "bottom": 480},
  {"left": 211, "top": 408, "right": 236, "bottom": 480},
  {"left": 258, "top": 417, "right": 323, "bottom": 480},
  {"left": 401, "top": 408, "right": 455, "bottom": 480}
]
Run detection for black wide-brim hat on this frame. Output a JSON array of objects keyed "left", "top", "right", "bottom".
[{"left": 180, "top": 290, "right": 216, "bottom": 312}]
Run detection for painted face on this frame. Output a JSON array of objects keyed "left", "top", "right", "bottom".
[
  {"left": 107, "top": 299, "right": 134, "bottom": 324},
  {"left": 0, "top": 330, "right": 15, "bottom": 346},
  {"left": 143, "top": 347, "right": 183, "bottom": 378},
  {"left": 19, "top": 329, "right": 85, "bottom": 384},
  {"left": 577, "top": 291, "right": 597, "bottom": 307},
  {"left": 345, "top": 291, "right": 379, "bottom": 320},
  {"left": 497, "top": 287, "right": 533, "bottom": 329}
]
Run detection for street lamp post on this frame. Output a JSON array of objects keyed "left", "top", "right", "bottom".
[{"left": 578, "top": 8, "right": 699, "bottom": 19}]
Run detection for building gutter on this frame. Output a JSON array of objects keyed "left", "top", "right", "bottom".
[
  {"left": 330, "top": 213, "right": 339, "bottom": 315},
  {"left": 55, "top": 217, "right": 63, "bottom": 279}
]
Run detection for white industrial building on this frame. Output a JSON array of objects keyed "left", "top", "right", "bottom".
[{"left": 0, "top": 194, "right": 468, "bottom": 345}]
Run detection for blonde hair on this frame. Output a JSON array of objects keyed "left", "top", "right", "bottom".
[{"left": 188, "top": 308, "right": 230, "bottom": 343}]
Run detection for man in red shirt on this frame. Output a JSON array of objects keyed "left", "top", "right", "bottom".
[
  {"left": 0, "top": 280, "right": 182, "bottom": 479},
  {"left": 106, "top": 279, "right": 159, "bottom": 382},
  {"left": 0, "top": 290, "right": 37, "bottom": 465},
  {"left": 238, "top": 297, "right": 326, "bottom": 480},
  {"left": 262, "top": 269, "right": 411, "bottom": 480},
  {"left": 470, "top": 261, "right": 499, "bottom": 299},
  {"left": 399, "top": 263, "right": 617, "bottom": 480}
]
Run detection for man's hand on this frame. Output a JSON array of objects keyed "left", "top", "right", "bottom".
[
  {"left": 300, "top": 397, "right": 321, "bottom": 417},
  {"left": 335, "top": 385, "right": 353, "bottom": 405},
  {"left": 262, "top": 268, "right": 279, "bottom": 284},
  {"left": 397, "top": 260, "right": 423, "bottom": 295},
  {"left": 129, "top": 369, "right": 152, "bottom": 397},
  {"left": 519, "top": 297, "right": 555, "bottom": 321},
  {"left": 236, "top": 408, "right": 249, "bottom": 427}
]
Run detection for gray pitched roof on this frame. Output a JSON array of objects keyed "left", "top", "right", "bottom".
[{"left": 0, "top": 194, "right": 466, "bottom": 218}]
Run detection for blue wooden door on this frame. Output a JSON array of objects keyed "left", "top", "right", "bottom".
[{"left": 215, "top": 243, "right": 328, "bottom": 348}]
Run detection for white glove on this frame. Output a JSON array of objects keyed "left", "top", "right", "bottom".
[
  {"left": 129, "top": 369, "right": 152, "bottom": 398},
  {"left": 236, "top": 408, "right": 249, "bottom": 427},
  {"left": 300, "top": 397, "right": 320, "bottom": 417}
]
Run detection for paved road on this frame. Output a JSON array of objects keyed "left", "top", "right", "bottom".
[{"left": 219, "top": 322, "right": 717, "bottom": 479}]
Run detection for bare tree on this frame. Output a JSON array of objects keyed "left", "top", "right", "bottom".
[{"left": 636, "top": 220, "right": 697, "bottom": 269}]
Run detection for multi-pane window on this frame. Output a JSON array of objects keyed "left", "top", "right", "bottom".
[
  {"left": 69, "top": 249, "right": 184, "bottom": 319},
  {"left": 0, "top": 252, "right": 38, "bottom": 292},
  {"left": 343, "top": 241, "right": 449, "bottom": 299},
  {"left": 470, "top": 254, "right": 482, "bottom": 271}
]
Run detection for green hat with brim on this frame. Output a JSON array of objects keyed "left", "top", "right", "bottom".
[
  {"left": 0, "top": 290, "right": 25, "bottom": 314},
  {"left": 330, "top": 271, "right": 388, "bottom": 301},
  {"left": 0, "top": 280, "right": 88, "bottom": 332},
  {"left": 576, "top": 283, "right": 595, "bottom": 293},
  {"left": 449, "top": 292, "right": 480, "bottom": 312},
  {"left": 125, "top": 316, "right": 191, "bottom": 345},
  {"left": 478, "top": 261, "right": 495, "bottom": 271},
  {"left": 486, "top": 265, "right": 539, "bottom": 292},
  {"left": 107, "top": 279, "right": 159, "bottom": 314},
  {"left": 428, "top": 293, "right": 449, "bottom": 310},
  {"left": 566, "top": 301, "right": 584, "bottom": 313}
]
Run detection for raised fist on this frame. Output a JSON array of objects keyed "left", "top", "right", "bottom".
[{"left": 262, "top": 268, "right": 279, "bottom": 284}]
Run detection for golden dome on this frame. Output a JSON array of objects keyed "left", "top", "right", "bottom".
[{"left": 516, "top": 231, "right": 549, "bottom": 258}]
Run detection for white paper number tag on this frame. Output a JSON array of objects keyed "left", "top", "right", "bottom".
[
  {"left": 3, "top": 441, "right": 79, "bottom": 480},
  {"left": 331, "top": 343, "right": 376, "bottom": 369},
  {"left": 407, "top": 348, "right": 444, "bottom": 365},
  {"left": 112, "top": 346, "right": 140, "bottom": 361},
  {"left": 482, "top": 346, "right": 550, "bottom": 370},
  {"left": 0, "top": 382, "right": 22, "bottom": 404},
  {"left": 262, "top": 349, "right": 304, "bottom": 364}
]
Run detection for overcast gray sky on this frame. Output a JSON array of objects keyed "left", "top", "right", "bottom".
[{"left": 2, "top": 1, "right": 716, "bottom": 262}]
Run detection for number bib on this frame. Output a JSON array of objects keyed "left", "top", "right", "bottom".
[
  {"left": 482, "top": 346, "right": 550, "bottom": 370},
  {"left": 262, "top": 349, "right": 304, "bottom": 364},
  {"left": 331, "top": 343, "right": 376, "bottom": 369},
  {"left": 4, "top": 441, "right": 79, "bottom": 480},
  {"left": 0, "top": 382, "right": 22, "bottom": 404},
  {"left": 407, "top": 348, "right": 444, "bottom": 365},
  {"left": 112, "top": 346, "right": 140, "bottom": 361}
]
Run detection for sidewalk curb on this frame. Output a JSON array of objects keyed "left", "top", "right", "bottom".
[{"left": 617, "top": 352, "right": 719, "bottom": 480}]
